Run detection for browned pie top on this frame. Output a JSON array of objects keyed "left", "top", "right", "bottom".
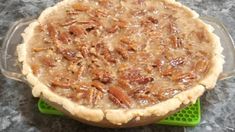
[{"left": 28, "top": 0, "right": 213, "bottom": 109}]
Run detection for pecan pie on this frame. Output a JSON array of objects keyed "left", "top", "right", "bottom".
[{"left": 17, "top": 0, "right": 224, "bottom": 126}]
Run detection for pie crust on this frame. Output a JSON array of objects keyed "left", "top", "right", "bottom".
[{"left": 17, "top": 0, "right": 224, "bottom": 126}]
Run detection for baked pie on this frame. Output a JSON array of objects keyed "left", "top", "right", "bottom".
[{"left": 17, "top": 0, "right": 224, "bottom": 127}]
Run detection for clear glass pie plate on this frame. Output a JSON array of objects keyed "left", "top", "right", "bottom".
[{"left": 0, "top": 16, "right": 234, "bottom": 127}]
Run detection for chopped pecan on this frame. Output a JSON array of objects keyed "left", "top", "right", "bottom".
[
  {"left": 168, "top": 23, "right": 178, "bottom": 34},
  {"left": 76, "top": 21, "right": 92, "bottom": 24},
  {"left": 72, "top": 3, "right": 89, "bottom": 11},
  {"left": 72, "top": 83, "right": 90, "bottom": 92},
  {"left": 51, "top": 79, "right": 71, "bottom": 88},
  {"left": 170, "top": 35, "right": 182, "bottom": 48},
  {"left": 103, "top": 47, "right": 116, "bottom": 63},
  {"left": 153, "top": 59, "right": 165, "bottom": 68},
  {"left": 31, "top": 64, "right": 40, "bottom": 75},
  {"left": 195, "top": 59, "right": 209, "bottom": 73},
  {"left": 58, "top": 31, "right": 71, "bottom": 44},
  {"left": 144, "top": 65, "right": 154, "bottom": 73},
  {"left": 196, "top": 30, "right": 209, "bottom": 42},
  {"left": 86, "top": 26, "right": 95, "bottom": 32},
  {"left": 147, "top": 16, "right": 158, "bottom": 24},
  {"left": 92, "top": 69, "right": 112, "bottom": 83},
  {"left": 163, "top": 50, "right": 174, "bottom": 60},
  {"left": 87, "top": 88, "right": 95, "bottom": 105},
  {"left": 108, "top": 86, "right": 132, "bottom": 108},
  {"left": 117, "top": 79, "right": 131, "bottom": 92},
  {"left": 172, "top": 72, "right": 197, "bottom": 83},
  {"left": 109, "top": 94, "right": 127, "bottom": 108},
  {"left": 106, "top": 25, "right": 118, "bottom": 33},
  {"left": 120, "top": 37, "right": 137, "bottom": 51},
  {"left": 69, "top": 25, "right": 84, "bottom": 37},
  {"left": 121, "top": 68, "right": 142, "bottom": 81},
  {"left": 157, "top": 88, "right": 181, "bottom": 101},
  {"left": 129, "top": 87, "right": 148, "bottom": 95},
  {"left": 137, "top": 0, "right": 145, "bottom": 4},
  {"left": 60, "top": 49, "right": 77, "bottom": 61},
  {"left": 135, "top": 94, "right": 157, "bottom": 105},
  {"left": 161, "top": 67, "right": 174, "bottom": 76},
  {"left": 61, "top": 19, "right": 77, "bottom": 26},
  {"left": 116, "top": 19, "right": 127, "bottom": 28},
  {"left": 68, "top": 62, "right": 85, "bottom": 77},
  {"left": 32, "top": 47, "right": 48, "bottom": 52},
  {"left": 98, "top": 0, "right": 110, "bottom": 6},
  {"left": 135, "top": 77, "right": 154, "bottom": 84},
  {"left": 94, "top": 90, "right": 103, "bottom": 105},
  {"left": 91, "top": 81, "right": 106, "bottom": 92},
  {"left": 69, "top": 93, "right": 86, "bottom": 102},
  {"left": 50, "top": 72, "right": 77, "bottom": 88},
  {"left": 47, "top": 23, "right": 58, "bottom": 41},
  {"left": 121, "top": 68, "right": 153, "bottom": 84},
  {"left": 115, "top": 47, "right": 128, "bottom": 59},
  {"left": 170, "top": 57, "right": 184, "bottom": 67},
  {"left": 77, "top": 45, "right": 89, "bottom": 58},
  {"left": 120, "top": 37, "right": 132, "bottom": 45},
  {"left": 77, "top": 65, "right": 86, "bottom": 77},
  {"left": 40, "top": 57, "right": 55, "bottom": 67}
]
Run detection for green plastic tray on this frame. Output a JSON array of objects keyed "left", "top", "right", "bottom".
[{"left": 38, "top": 99, "right": 201, "bottom": 126}]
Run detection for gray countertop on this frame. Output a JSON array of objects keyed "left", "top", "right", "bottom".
[{"left": 0, "top": 0, "right": 235, "bottom": 132}]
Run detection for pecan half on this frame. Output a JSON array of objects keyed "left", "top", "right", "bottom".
[{"left": 108, "top": 86, "right": 132, "bottom": 108}]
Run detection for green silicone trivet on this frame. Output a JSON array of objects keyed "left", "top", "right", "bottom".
[
  {"left": 158, "top": 99, "right": 201, "bottom": 126},
  {"left": 38, "top": 99, "right": 200, "bottom": 126}
]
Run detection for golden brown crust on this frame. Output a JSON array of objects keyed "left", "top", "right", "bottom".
[{"left": 17, "top": 0, "right": 224, "bottom": 125}]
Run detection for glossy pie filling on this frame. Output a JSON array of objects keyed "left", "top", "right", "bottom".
[{"left": 28, "top": 0, "right": 212, "bottom": 109}]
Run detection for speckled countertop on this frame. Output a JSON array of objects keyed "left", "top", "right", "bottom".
[{"left": 0, "top": 0, "right": 235, "bottom": 132}]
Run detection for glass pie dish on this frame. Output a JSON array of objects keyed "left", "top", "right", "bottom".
[{"left": 0, "top": 16, "right": 234, "bottom": 127}]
